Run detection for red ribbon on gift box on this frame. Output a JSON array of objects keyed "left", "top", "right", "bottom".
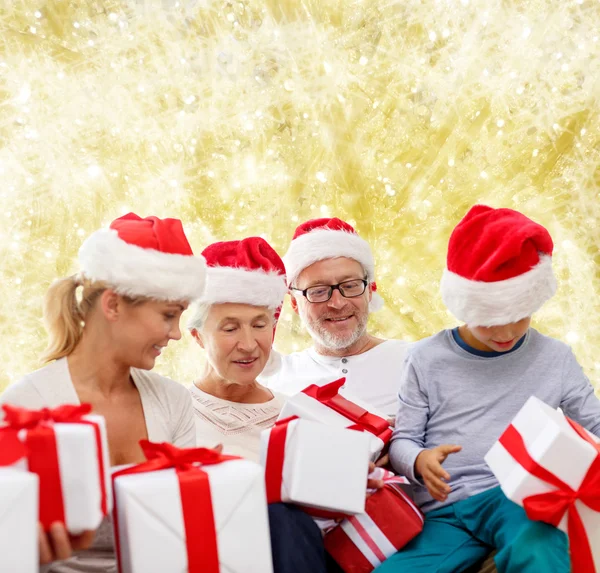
[
  {"left": 499, "top": 417, "right": 600, "bottom": 573},
  {"left": 112, "top": 441, "right": 240, "bottom": 573},
  {"left": 265, "top": 416, "right": 297, "bottom": 504},
  {"left": 0, "top": 403, "right": 109, "bottom": 529},
  {"left": 303, "top": 379, "right": 392, "bottom": 443}
]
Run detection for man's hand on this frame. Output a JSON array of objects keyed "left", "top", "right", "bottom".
[
  {"left": 366, "top": 462, "right": 385, "bottom": 491},
  {"left": 414, "top": 444, "right": 462, "bottom": 502},
  {"left": 39, "top": 522, "right": 96, "bottom": 564}
]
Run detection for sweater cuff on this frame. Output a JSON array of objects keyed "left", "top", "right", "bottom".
[{"left": 389, "top": 439, "right": 425, "bottom": 483}]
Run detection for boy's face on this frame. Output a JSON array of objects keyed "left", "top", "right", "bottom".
[{"left": 467, "top": 317, "right": 532, "bottom": 353}]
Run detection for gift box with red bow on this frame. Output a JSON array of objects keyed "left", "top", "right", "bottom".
[
  {"left": 485, "top": 396, "right": 600, "bottom": 573},
  {"left": 324, "top": 471, "right": 423, "bottom": 573},
  {"left": 0, "top": 432, "right": 39, "bottom": 573},
  {"left": 278, "top": 378, "right": 392, "bottom": 459},
  {"left": 113, "top": 441, "right": 273, "bottom": 573},
  {"left": 260, "top": 416, "right": 372, "bottom": 515},
  {"left": 0, "top": 403, "right": 111, "bottom": 534}
]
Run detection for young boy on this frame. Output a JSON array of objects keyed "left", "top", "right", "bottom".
[{"left": 379, "top": 205, "right": 600, "bottom": 573}]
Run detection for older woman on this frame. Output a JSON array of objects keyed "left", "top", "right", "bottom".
[
  {"left": 0, "top": 213, "right": 205, "bottom": 572},
  {"left": 188, "top": 237, "right": 341, "bottom": 573}
]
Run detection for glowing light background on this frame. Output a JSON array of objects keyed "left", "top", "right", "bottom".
[{"left": 1, "top": 0, "right": 599, "bottom": 393}]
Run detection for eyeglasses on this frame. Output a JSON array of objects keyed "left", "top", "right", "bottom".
[{"left": 290, "top": 279, "right": 368, "bottom": 303}]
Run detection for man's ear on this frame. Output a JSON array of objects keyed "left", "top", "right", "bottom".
[
  {"left": 190, "top": 328, "right": 205, "bottom": 349},
  {"left": 290, "top": 294, "right": 300, "bottom": 315},
  {"left": 100, "top": 289, "right": 121, "bottom": 322}
]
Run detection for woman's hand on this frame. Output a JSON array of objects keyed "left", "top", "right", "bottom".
[
  {"left": 414, "top": 444, "right": 462, "bottom": 502},
  {"left": 39, "top": 522, "right": 95, "bottom": 564}
]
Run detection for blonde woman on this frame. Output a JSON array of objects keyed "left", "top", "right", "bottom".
[{"left": 1, "top": 213, "right": 205, "bottom": 572}]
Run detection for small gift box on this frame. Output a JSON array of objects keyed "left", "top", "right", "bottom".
[
  {"left": 113, "top": 441, "right": 273, "bottom": 573},
  {"left": 260, "top": 416, "right": 372, "bottom": 515},
  {"left": 278, "top": 378, "right": 392, "bottom": 459},
  {"left": 0, "top": 403, "right": 111, "bottom": 534},
  {"left": 485, "top": 396, "right": 600, "bottom": 573},
  {"left": 0, "top": 434, "right": 39, "bottom": 573},
  {"left": 325, "top": 471, "right": 423, "bottom": 572}
]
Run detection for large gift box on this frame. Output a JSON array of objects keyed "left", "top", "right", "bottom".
[
  {"left": 485, "top": 396, "right": 600, "bottom": 573},
  {"left": 278, "top": 378, "right": 392, "bottom": 459},
  {"left": 0, "top": 403, "right": 111, "bottom": 534},
  {"left": 113, "top": 440, "right": 273, "bottom": 573},
  {"left": 260, "top": 416, "right": 372, "bottom": 515},
  {"left": 0, "top": 434, "right": 39, "bottom": 573},
  {"left": 325, "top": 471, "right": 423, "bottom": 572}
]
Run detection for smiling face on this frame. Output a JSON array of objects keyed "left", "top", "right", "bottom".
[
  {"left": 462, "top": 317, "right": 532, "bottom": 353},
  {"left": 111, "top": 298, "right": 188, "bottom": 370},
  {"left": 291, "top": 257, "right": 371, "bottom": 353},
  {"left": 193, "top": 303, "right": 274, "bottom": 385}
]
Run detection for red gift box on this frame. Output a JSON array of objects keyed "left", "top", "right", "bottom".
[{"left": 325, "top": 476, "right": 424, "bottom": 573}]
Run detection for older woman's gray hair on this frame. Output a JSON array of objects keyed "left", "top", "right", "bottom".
[{"left": 187, "top": 302, "right": 211, "bottom": 333}]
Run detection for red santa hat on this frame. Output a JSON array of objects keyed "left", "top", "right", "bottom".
[
  {"left": 440, "top": 205, "right": 557, "bottom": 326},
  {"left": 78, "top": 213, "right": 206, "bottom": 301},
  {"left": 198, "top": 237, "right": 287, "bottom": 310},
  {"left": 283, "top": 217, "right": 384, "bottom": 311}
]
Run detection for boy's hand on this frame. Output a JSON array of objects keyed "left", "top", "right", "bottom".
[{"left": 414, "top": 444, "right": 462, "bottom": 502}]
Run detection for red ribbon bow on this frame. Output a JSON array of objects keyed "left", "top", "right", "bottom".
[
  {"left": 0, "top": 431, "right": 28, "bottom": 465},
  {"left": 0, "top": 403, "right": 108, "bottom": 529},
  {"left": 112, "top": 441, "right": 240, "bottom": 573},
  {"left": 499, "top": 418, "right": 600, "bottom": 573},
  {"left": 2, "top": 403, "right": 92, "bottom": 429},
  {"left": 303, "top": 379, "right": 392, "bottom": 442}
]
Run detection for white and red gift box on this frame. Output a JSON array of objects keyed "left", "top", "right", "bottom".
[
  {"left": 485, "top": 396, "right": 600, "bottom": 573},
  {"left": 278, "top": 378, "right": 392, "bottom": 459},
  {"left": 260, "top": 416, "right": 372, "bottom": 515},
  {"left": 0, "top": 432, "right": 39, "bottom": 573},
  {"left": 113, "top": 440, "right": 273, "bottom": 573},
  {"left": 0, "top": 403, "right": 111, "bottom": 534},
  {"left": 325, "top": 471, "right": 423, "bottom": 573}
]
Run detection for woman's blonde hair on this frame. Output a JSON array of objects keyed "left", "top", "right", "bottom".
[{"left": 41, "top": 275, "right": 143, "bottom": 363}]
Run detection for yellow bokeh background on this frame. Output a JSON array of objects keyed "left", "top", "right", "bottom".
[{"left": 0, "top": 0, "right": 599, "bottom": 393}]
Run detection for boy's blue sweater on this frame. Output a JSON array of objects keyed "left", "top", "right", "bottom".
[{"left": 390, "top": 328, "right": 600, "bottom": 513}]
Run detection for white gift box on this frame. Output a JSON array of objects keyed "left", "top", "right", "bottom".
[
  {"left": 16, "top": 413, "right": 112, "bottom": 534},
  {"left": 114, "top": 458, "right": 273, "bottom": 573},
  {"left": 0, "top": 468, "right": 38, "bottom": 573},
  {"left": 260, "top": 417, "right": 372, "bottom": 515},
  {"left": 485, "top": 396, "right": 600, "bottom": 570},
  {"left": 279, "top": 385, "right": 390, "bottom": 459}
]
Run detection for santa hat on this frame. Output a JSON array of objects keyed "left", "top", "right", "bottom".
[
  {"left": 440, "top": 205, "right": 557, "bottom": 327},
  {"left": 283, "top": 217, "right": 384, "bottom": 312},
  {"left": 78, "top": 213, "right": 206, "bottom": 301},
  {"left": 198, "top": 237, "right": 287, "bottom": 309}
]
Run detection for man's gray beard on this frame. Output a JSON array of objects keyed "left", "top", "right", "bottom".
[{"left": 300, "top": 307, "right": 369, "bottom": 352}]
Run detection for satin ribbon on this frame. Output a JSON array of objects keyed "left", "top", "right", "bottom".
[
  {"left": 499, "top": 418, "right": 600, "bottom": 573},
  {"left": 303, "top": 379, "right": 392, "bottom": 442},
  {"left": 0, "top": 431, "right": 28, "bottom": 466},
  {"left": 1, "top": 403, "right": 108, "bottom": 528},
  {"left": 265, "top": 416, "right": 297, "bottom": 504},
  {"left": 112, "top": 441, "right": 240, "bottom": 573}
]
